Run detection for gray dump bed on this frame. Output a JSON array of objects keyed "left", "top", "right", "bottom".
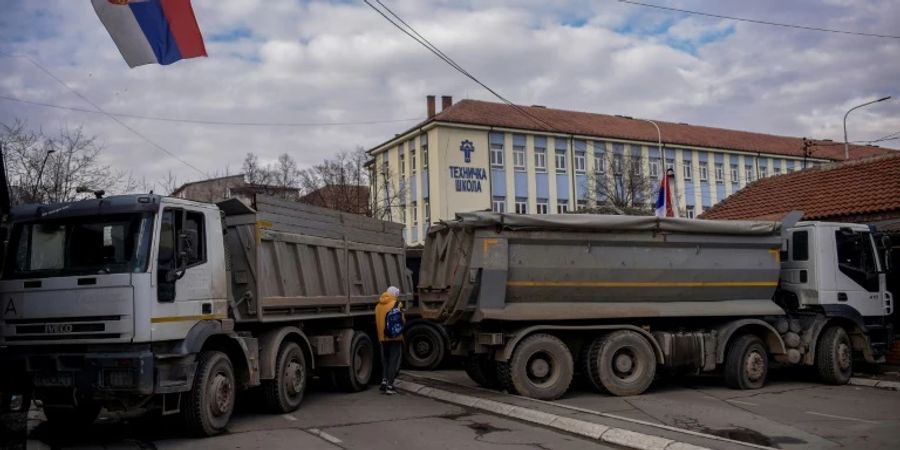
[
  {"left": 221, "top": 195, "right": 410, "bottom": 323},
  {"left": 418, "top": 212, "right": 786, "bottom": 325}
]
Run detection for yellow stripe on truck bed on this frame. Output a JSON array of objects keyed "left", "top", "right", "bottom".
[{"left": 507, "top": 280, "right": 778, "bottom": 288}]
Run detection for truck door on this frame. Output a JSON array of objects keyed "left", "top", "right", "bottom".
[
  {"left": 151, "top": 207, "right": 216, "bottom": 340},
  {"left": 833, "top": 229, "right": 884, "bottom": 317}
]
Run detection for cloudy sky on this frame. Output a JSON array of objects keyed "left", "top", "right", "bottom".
[{"left": 1, "top": 0, "right": 898, "bottom": 188}]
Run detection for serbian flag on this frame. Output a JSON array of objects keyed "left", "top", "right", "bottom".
[
  {"left": 92, "top": 0, "right": 207, "bottom": 68},
  {"left": 654, "top": 174, "right": 677, "bottom": 218}
]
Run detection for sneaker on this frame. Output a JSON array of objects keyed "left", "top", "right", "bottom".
[
  {"left": 384, "top": 386, "right": 397, "bottom": 395},
  {"left": 379, "top": 379, "right": 388, "bottom": 392}
]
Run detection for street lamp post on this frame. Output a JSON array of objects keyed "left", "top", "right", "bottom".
[
  {"left": 843, "top": 96, "right": 891, "bottom": 160},
  {"left": 33, "top": 148, "right": 55, "bottom": 202}
]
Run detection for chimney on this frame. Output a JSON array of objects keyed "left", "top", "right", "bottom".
[
  {"left": 426, "top": 95, "right": 436, "bottom": 118},
  {"left": 441, "top": 95, "right": 453, "bottom": 111}
]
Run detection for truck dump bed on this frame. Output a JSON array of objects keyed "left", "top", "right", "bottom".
[
  {"left": 418, "top": 212, "right": 786, "bottom": 325},
  {"left": 220, "top": 195, "right": 409, "bottom": 323}
]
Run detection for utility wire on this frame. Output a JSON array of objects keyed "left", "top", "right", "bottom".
[
  {"left": 3, "top": 53, "right": 206, "bottom": 176},
  {"left": 617, "top": 1, "right": 900, "bottom": 39},
  {"left": 364, "top": 0, "right": 561, "bottom": 133},
  {"left": 0, "top": 94, "right": 419, "bottom": 127}
]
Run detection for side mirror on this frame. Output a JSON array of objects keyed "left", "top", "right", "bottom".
[{"left": 178, "top": 229, "right": 199, "bottom": 263}]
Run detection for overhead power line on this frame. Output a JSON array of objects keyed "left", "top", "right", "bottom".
[
  {"left": 364, "top": 0, "right": 561, "bottom": 133},
  {"left": 617, "top": 0, "right": 900, "bottom": 39},
  {"left": 0, "top": 94, "right": 420, "bottom": 127},
  {"left": 1, "top": 53, "right": 206, "bottom": 177}
]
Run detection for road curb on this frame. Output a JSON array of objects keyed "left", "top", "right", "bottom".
[
  {"left": 849, "top": 377, "right": 900, "bottom": 391},
  {"left": 394, "top": 379, "right": 713, "bottom": 450}
]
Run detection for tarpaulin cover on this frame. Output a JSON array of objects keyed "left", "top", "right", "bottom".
[{"left": 432, "top": 211, "right": 782, "bottom": 236}]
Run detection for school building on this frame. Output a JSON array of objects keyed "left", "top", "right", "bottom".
[{"left": 367, "top": 96, "right": 890, "bottom": 245}]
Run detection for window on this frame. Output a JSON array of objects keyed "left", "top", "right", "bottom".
[
  {"left": 699, "top": 162, "right": 708, "bottom": 181},
  {"left": 424, "top": 199, "right": 431, "bottom": 225},
  {"left": 515, "top": 200, "right": 527, "bottom": 214},
  {"left": 577, "top": 200, "right": 587, "bottom": 211},
  {"left": 745, "top": 166, "right": 754, "bottom": 183},
  {"left": 411, "top": 150, "right": 417, "bottom": 174},
  {"left": 536, "top": 201, "right": 549, "bottom": 215},
  {"left": 835, "top": 230, "right": 879, "bottom": 292},
  {"left": 535, "top": 149, "right": 547, "bottom": 171},
  {"left": 792, "top": 230, "right": 808, "bottom": 261},
  {"left": 422, "top": 147, "right": 429, "bottom": 169},
  {"left": 715, "top": 164, "right": 724, "bottom": 183},
  {"left": 513, "top": 145, "right": 526, "bottom": 170},
  {"left": 613, "top": 154, "right": 623, "bottom": 175},
  {"left": 492, "top": 198, "right": 506, "bottom": 213},
  {"left": 411, "top": 201, "right": 418, "bottom": 227},
  {"left": 774, "top": 166, "right": 781, "bottom": 175},
  {"left": 683, "top": 163, "right": 693, "bottom": 180},
  {"left": 400, "top": 205, "right": 406, "bottom": 223},
  {"left": 649, "top": 160, "right": 660, "bottom": 178},
  {"left": 555, "top": 151, "right": 567, "bottom": 173},
  {"left": 786, "top": 165, "right": 794, "bottom": 173},
  {"left": 557, "top": 202, "right": 569, "bottom": 214},
  {"left": 631, "top": 157, "right": 642, "bottom": 176},
  {"left": 686, "top": 206, "right": 695, "bottom": 219},
  {"left": 730, "top": 165, "right": 738, "bottom": 183},
  {"left": 574, "top": 153, "right": 586, "bottom": 173},
  {"left": 594, "top": 153, "right": 606, "bottom": 174},
  {"left": 665, "top": 160, "right": 674, "bottom": 172},
  {"left": 759, "top": 166, "right": 768, "bottom": 178},
  {"left": 490, "top": 143, "right": 504, "bottom": 167},
  {"left": 399, "top": 153, "right": 406, "bottom": 175}
]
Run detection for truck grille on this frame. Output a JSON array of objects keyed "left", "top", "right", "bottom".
[{"left": 4, "top": 315, "right": 123, "bottom": 341}]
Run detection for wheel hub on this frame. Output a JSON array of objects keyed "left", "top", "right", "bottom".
[
  {"left": 210, "top": 373, "right": 233, "bottom": 416},
  {"left": 614, "top": 353, "right": 634, "bottom": 373},
  {"left": 414, "top": 339, "right": 432, "bottom": 357},
  {"left": 745, "top": 351, "right": 764, "bottom": 381},
  {"left": 530, "top": 358, "right": 551, "bottom": 378},
  {"left": 285, "top": 360, "right": 303, "bottom": 395},
  {"left": 837, "top": 342, "right": 851, "bottom": 370}
]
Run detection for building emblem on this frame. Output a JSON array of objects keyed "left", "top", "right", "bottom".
[{"left": 460, "top": 140, "right": 475, "bottom": 163}]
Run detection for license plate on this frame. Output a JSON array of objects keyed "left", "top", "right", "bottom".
[{"left": 33, "top": 374, "right": 73, "bottom": 387}]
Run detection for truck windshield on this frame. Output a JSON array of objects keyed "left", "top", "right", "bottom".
[{"left": 3, "top": 213, "right": 154, "bottom": 279}]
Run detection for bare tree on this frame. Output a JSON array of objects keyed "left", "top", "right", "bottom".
[
  {"left": 242, "top": 152, "right": 271, "bottom": 185},
  {"left": 298, "top": 148, "right": 373, "bottom": 215},
  {"left": 1, "top": 120, "right": 124, "bottom": 205},
  {"left": 274, "top": 153, "right": 299, "bottom": 189},
  {"left": 581, "top": 151, "right": 655, "bottom": 215}
]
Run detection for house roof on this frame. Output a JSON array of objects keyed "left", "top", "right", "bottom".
[
  {"left": 171, "top": 174, "right": 245, "bottom": 196},
  {"left": 371, "top": 99, "right": 893, "bottom": 161},
  {"left": 700, "top": 152, "right": 900, "bottom": 222}
]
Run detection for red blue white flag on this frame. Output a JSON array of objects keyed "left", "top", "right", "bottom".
[
  {"left": 654, "top": 174, "right": 677, "bottom": 218},
  {"left": 92, "top": 0, "right": 207, "bottom": 68}
]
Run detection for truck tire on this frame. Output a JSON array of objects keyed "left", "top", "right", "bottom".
[
  {"left": 335, "top": 332, "right": 374, "bottom": 392},
  {"left": 816, "top": 326, "right": 852, "bottom": 385},
  {"left": 724, "top": 335, "right": 768, "bottom": 390},
  {"left": 404, "top": 323, "right": 446, "bottom": 370},
  {"left": 508, "top": 333, "right": 573, "bottom": 400},
  {"left": 585, "top": 331, "right": 656, "bottom": 396},
  {"left": 463, "top": 356, "right": 501, "bottom": 389},
  {"left": 262, "top": 341, "right": 307, "bottom": 413},
  {"left": 43, "top": 401, "right": 100, "bottom": 432},
  {"left": 181, "top": 350, "right": 235, "bottom": 436},
  {"left": 496, "top": 361, "right": 515, "bottom": 393}
]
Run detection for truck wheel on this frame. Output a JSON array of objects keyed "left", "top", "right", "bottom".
[
  {"left": 508, "top": 334, "right": 573, "bottom": 400},
  {"left": 463, "top": 356, "right": 501, "bottom": 389},
  {"left": 496, "top": 361, "right": 515, "bottom": 393},
  {"left": 181, "top": 350, "right": 235, "bottom": 436},
  {"left": 263, "top": 341, "right": 307, "bottom": 413},
  {"left": 335, "top": 332, "right": 374, "bottom": 392},
  {"left": 43, "top": 401, "right": 101, "bottom": 431},
  {"left": 816, "top": 326, "right": 852, "bottom": 385},
  {"left": 724, "top": 335, "right": 768, "bottom": 390},
  {"left": 586, "top": 331, "right": 656, "bottom": 396},
  {"left": 404, "top": 324, "right": 446, "bottom": 370}
]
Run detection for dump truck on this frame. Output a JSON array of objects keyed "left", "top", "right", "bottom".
[
  {"left": 418, "top": 212, "right": 894, "bottom": 400},
  {"left": 0, "top": 194, "right": 410, "bottom": 435}
]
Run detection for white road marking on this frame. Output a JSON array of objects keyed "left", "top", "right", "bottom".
[
  {"left": 727, "top": 399, "right": 759, "bottom": 407},
  {"left": 281, "top": 413, "right": 297, "bottom": 421},
  {"left": 308, "top": 428, "right": 343, "bottom": 445},
  {"left": 804, "top": 411, "right": 880, "bottom": 425}
]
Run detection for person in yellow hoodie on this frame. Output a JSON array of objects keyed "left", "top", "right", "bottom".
[{"left": 375, "top": 286, "right": 403, "bottom": 395}]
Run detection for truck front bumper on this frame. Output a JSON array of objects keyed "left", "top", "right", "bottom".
[{"left": 1, "top": 346, "right": 155, "bottom": 397}]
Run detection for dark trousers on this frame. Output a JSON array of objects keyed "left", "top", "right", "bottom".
[{"left": 380, "top": 340, "right": 403, "bottom": 386}]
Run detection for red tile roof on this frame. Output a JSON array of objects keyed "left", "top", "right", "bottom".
[
  {"left": 700, "top": 153, "right": 900, "bottom": 221},
  {"left": 378, "top": 99, "right": 892, "bottom": 161}
]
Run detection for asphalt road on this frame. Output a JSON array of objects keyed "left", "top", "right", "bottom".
[
  {"left": 410, "top": 368, "right": 900, "bottom": 450},
  {"left": 8, "top": 383, "right": 613, "bottom": 450}
]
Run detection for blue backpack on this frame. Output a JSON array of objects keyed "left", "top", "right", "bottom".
[{"left": 385, "top": 302, "right": 405, "bottom": 338}]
